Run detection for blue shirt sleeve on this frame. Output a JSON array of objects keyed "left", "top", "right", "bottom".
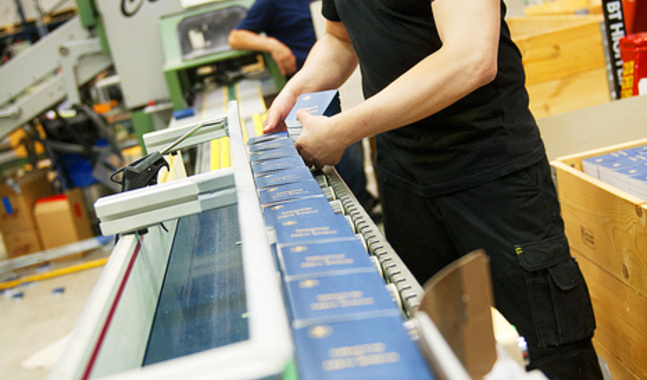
[{"left": 235, "top": 0, "right": 274, "bottom": 33}]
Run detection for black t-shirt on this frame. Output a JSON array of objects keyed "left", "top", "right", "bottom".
[{"left": 322, "top": 0, "right": 546, "bottom": 196}]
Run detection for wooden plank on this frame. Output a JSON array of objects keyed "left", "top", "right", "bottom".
[
  {"left": 508, "top": 15, "right": 599, "bottom": 39},
  {"left": 552, "top": 158, "right": 647, "bottom": 298},
  {"left": 514, "top": 18, "right": 605, "bottom": 85},
  {"left": 592, "top": 340, "right": 640, "bottom": 380},
  {"left": 525, "top": 0, "right": 601, "bottom": 16},
  {"left": 572, "top": 249, "right": 647, "bottom": 380},
  {"left": 526, "top": 68, "right": 609, "bottom": 119}
]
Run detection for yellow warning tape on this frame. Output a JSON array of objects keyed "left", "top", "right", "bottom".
[
  {"left": 256, "top": 84, "right": 267, "bottom": 112},
  {"left": 252, "top": 113, "right": 264, "bottom": 137},
  {"left": 210, "top": 139, "right": 219, "bottom": 170},
  {"left": 0, "top": 257, "right": 109, "bottom": 291},
  {"left": 208, "top": 86, "right": 235, "bottom": 171},
  {"left": 220, "top": 136, "right": 231, "bottom": 168}
]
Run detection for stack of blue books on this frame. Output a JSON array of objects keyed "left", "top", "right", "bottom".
[
  {"left": 582, "top": 145, "right": 647, "bottom": 199},
  {"left": 246, "top": 127, "right": 435, "bottom": 380}
]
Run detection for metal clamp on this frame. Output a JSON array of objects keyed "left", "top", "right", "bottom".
[{"left": 0, "top": 106, "right": 21, "bottom": 119}]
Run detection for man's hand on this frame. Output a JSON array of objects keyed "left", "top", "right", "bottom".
[
  {"left": 261, "top": 19, "right": 360, "bottom": 137},
  {"left": 269, "top": 38, "right": 297, "bottom": 76},
  {"left": 294, "top": 110, "right": 347, "bottom": 169},
  {"left": 228, "top": 30, "right": 297, "bottom": 76},
  {"left": 263, "top": 90, "right": 300, "bottom": 134}
]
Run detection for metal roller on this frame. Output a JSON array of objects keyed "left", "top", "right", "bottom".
[
  {"left": 321, "top": 186, "right": 336, "bottom": 201},
  {"left": 328, "top": 199, "right": 345, "bottom": 215}
]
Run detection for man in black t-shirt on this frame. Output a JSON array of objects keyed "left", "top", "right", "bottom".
[{"left": 263, "top": 0, "right": 604, "bottom": 378}]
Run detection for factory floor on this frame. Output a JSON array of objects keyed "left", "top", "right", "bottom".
[{"left": 0, "top": 244, "right": 112, "bottom": 380}]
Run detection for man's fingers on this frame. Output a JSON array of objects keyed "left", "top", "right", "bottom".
[
  {"left": 263, "top": 119, "right": 287, "bottom": 134},
  {"left": 278, "top": 57, "right": 297, "bottom": 76},
  {"left": 277, "top": 63, "right": 288, "bottom": 76},
  {"left": 286, "top": 58, "right": 297, "bottom": 75},
  {"left": 295, "top": 143, "right": 320, "bottom": 170},
  {"left": 296, "top": 109, "right": 311, "bottom": 123}
]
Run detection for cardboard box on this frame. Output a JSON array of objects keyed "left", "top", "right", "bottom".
[
  {"left": 4, "top": 229, "right": 42, "bottom": 258},
  {"left": 552, "top": 138, "right": 647, "bottom": 380},
  {"left": 34, "top": 188, "right": 94, "bottom": 250},
  {"left": 0, "top": 169, "right": 52, "bottom": 235}
]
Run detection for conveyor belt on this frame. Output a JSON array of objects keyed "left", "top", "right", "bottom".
[
  {"left": 322, "top": 166, "right": 424, "bottom": 315},
  {"left": 52, "top": 99, "right": 474, "bottom": 380},
  {"left": 143, "top": 205, "right": 248, "bottom": 365},
  {"left": 192, "top": 80, "right": 267, "bottom": 173}
]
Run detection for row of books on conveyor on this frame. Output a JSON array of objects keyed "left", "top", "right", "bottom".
[
  {"left": 246, "top": 130, "right": 435, "bottom": 380},
  {"left": 582, "top": 144, "right": 647, "bottom": 199}
]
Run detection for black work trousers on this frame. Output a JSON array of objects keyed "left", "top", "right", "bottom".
[{"left": 379, "top": 158, "right": 604, "bottom": 380}]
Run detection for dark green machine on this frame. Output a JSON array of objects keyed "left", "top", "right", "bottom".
[
  {"left": 73, "top": 0, "right": 285, "bottom": 153},
  {"left": 159, "top": 1, "right": 286, "bottom": 112}
]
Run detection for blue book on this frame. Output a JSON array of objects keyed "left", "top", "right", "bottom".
[
  {"left": 249, "top": 145, "right": 299, "bottom": 163},
  {"left": 582, "top": 152, "right": 619, "bottom": 179},
  {"left": 278, "top": 238, "right": 374, "bottom": 280},
  {"left": 292, "top": 316, "right": 435, "bottom": 380},
  {"left": 247, "top": 131, "right": 289, "bottom": 145},
  {"left": 285, "top": 271, "right": 400, "bottom": 327},
  {"left": 617, "top": 162, "right": 647, "bottom": 198},
  {"left": 252, "top": 156, "right": 305, "bottom": 176},
  {"left": 626, "top": 150, "right": 647, "bottom": 166},
  {"left": 274, "top": 213, "right": 355, "bottom": 245},
  {"left": 286, "top": 90, "right": 341, "bottom": 129},
  {"left": 259, "top": 180, "right": 325, "bottom": 207},
  {"left": 255, "top": 167, "right": 316, "bottom": 189},
  {"left": 599, "top": 153, "right": 639, "bottom": 187},
  {"left": 248, "top": 138, "right": 295, "bottom": 153},
  {"left": 263, "top": 197, "right": 337, "bottom": 227},
  {"left": 633, "top": 144, "right": 647, "bottom": 156}
]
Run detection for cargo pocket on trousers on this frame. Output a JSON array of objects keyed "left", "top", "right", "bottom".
[{"left": 516, "top": 235, "right": 596, "bottom": 347}]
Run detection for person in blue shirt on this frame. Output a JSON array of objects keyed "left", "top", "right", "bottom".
[{"left": 228, "top": 0, "right": 317, "bottom": 76}]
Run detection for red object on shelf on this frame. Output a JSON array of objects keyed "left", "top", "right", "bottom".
[
  {"left": 623, "top": 0, "right": 647, "bottom": 34},
  {"left": 624, "top": 0, "right": 636, "bottom": 34},
  {"left": 619, "top": 32, "right": 647, "bottom": 97},
  {"left": 631, "top": 0, "right": 647, "bottom": 33}
]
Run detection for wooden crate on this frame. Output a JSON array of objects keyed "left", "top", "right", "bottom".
[
  {"left": 572, "top": 248, "right": 647, "bottom": 380},
  {"left": 524, "top": 0, "right": 602, "bottom": 16},
  {"left": 552, "top": 138, "right": 647, "bottom": 380},
  {"left": 508, "top": 15, "right": 610, "bottom": 119}
]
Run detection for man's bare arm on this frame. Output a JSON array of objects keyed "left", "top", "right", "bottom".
[
  {"left": 295, "top": 0, "right": 501, "bottom": 167},
  {"left": 228, "top": 29, "right": 297, "bottom": 75}
]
